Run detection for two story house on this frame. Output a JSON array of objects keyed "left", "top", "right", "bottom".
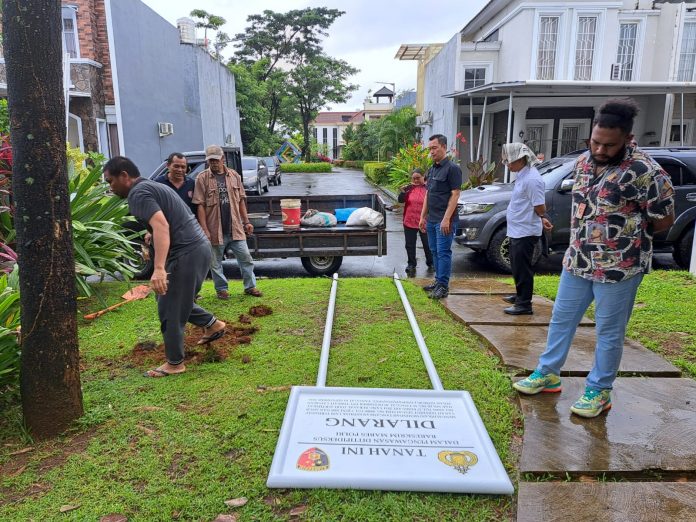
[
  {"left": 398, "top": 0, "right": 696, "bottom": 178},
  {"left": 0, "top": 0, "right": 242, "bottom": 175}
]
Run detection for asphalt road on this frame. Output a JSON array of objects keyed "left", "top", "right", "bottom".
[{"left": 220, "top": 167, "right": 679, "bottom": 282}]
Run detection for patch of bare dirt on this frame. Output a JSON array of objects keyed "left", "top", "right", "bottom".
[
  {"left": 124, "top": 319, "right": 258, "bottom": 367},
  {"left": 249, "top": 305, "right": 273, "bottom": 317}
]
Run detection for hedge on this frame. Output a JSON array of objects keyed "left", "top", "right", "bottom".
[
  {"left": 280, "top": 162, "right": 332, "bottom": 173},
  {"left": 342, "top": 160, "right": 366, "bottom": 169},
  {"left": 363, "top": 161, "right": 390, "bottom": 185}
]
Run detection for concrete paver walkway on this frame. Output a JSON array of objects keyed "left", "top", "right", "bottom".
[{"left": 439, "top": 278, "right": 694, "bottom": 522}]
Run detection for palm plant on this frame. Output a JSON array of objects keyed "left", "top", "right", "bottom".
[{"left": 0, "top": 268, "right": 20, "bottom": 391}]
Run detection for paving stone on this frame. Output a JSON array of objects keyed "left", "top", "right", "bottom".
[
  {"left": 470, "top": 324, "right": 680, "bottom": 377},
  {"left": 517, "top": 377, "right": 696, "bottom": 474},
  {"left": 443, "top": 293, "right": 595, "bottom": 326},
  {"left": 517, "top": 482, "right": 696, "bottom": 522},
  {"left": 447, "top": 278, "right": 515, "bottom": 295}
]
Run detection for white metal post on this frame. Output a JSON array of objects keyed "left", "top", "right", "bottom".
[
  {"left": 393, "top": 273, "right": 444, "bottom": 391},
  {"left": 316, "top": 273, "right": 339, "bottom": 387},
  {"left": 469, "top": 98, "right": 474, "bottom": 163},
  {"left": 477, "top": 96, "right": 488, "bottom": 161},
  {"left": 681, "top": 92, "right": 685, "bottom": 147},
  {"left": 505, "top": 92, "right": 513, "bottom": 182},
  {"left": 690, "top": 220, "right": 696, "bottom": 276}
]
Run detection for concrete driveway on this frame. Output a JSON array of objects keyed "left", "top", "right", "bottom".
[{"left": 223, "top": 167, "right": 677, "bottom": 280}]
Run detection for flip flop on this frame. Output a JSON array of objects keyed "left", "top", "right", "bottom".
[
  {"left": 143, "top": 368, "right": 170, "bottom": 378},
  {"left": 197, "top": 328, "right": 226, "bottom": 345}
]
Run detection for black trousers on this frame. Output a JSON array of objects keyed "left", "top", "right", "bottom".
[
  {"left": 404, "top": 225, "right": 433, "bottom": 267},
  {"left": 509, "top": 235, "right": 540, "bottom": 308}
]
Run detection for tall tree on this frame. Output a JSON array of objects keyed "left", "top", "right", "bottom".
[
  {"left": 3, "top": 0, "right": 83, "bottom": 437},
  {"left": 234, "top": 8, "right": 343, "bottom": 81},
  {"left": 288, "top": 54, "right": 358, "bottom": 160},
  {"left": 233, "top": 8, "right": 345, "bottom": 134}
]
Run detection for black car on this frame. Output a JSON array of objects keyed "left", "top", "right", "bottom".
[
  {"left": 456, "top": 147, "right": 696, "bottom": 272},
  {"left": 149, "top": 147, "right": 242, "bottom": 181},
  {"left": 262, "top": 156, "right": 282, "bottom": 186}
]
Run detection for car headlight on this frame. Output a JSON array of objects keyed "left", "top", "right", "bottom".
[{"left": 458, "top": 203, "right": 494, "bottom": 215}]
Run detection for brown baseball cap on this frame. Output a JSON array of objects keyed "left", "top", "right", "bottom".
[{"left": 205, "top": 144, "right": 224, "bottom": 161}]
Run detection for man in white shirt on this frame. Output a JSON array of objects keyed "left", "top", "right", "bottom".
[{"left": 501, "top": 143, "right": 552, "bottom": 315}]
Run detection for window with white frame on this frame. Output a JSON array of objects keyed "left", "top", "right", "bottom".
[
  {"left": 616, "top": 23, "right": 638, "bottom": 81},
  {"left": 536, "top": 16, "right": 560, "bottom": 80},
  {"left": 574, "top": 16, "right": 597, "bottom": 81},
  {"left": 62, "top": 7, "right": 79, "bottom": 59},
  {"left": 677, "top": 21, "right": 696, "bottom": 81},
  {"left": 463, "top": 67, "right": 486, "bottom": 90}
]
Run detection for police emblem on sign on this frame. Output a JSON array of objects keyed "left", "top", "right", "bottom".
[
  {"left": 438, "top": 450, "right": 478, "bottom": 475},
  {"left": 296, "top": 447, "right": 330, "bottom": 471}
]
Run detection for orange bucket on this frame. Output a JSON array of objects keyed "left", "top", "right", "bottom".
[{"left": 280, "top": 199, "right": 301, "bottom": 229}]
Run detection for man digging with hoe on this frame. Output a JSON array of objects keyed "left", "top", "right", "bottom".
[{"left": 104, "top": 156, "right": 226, "bottom": 378}]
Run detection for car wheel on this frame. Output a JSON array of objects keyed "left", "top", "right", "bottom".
[
  {"left": 486, "top": 227, "right": 541, "bottom": 273},
  {"left": 300, "top": 255, "right": 343, "bottom": 276},
  {"left": 277, "top": 174, "right": 282, "bottom": 185},
  {"left": 256, "top": 179, "right": 263, "bottom": 196},
  {"left": 673, "top": 226, "right": 694, "bottom": 268},
  {"left": 263, "top": 177, "right": 270, "bottom": 192}
]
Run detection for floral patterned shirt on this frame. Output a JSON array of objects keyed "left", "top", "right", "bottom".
[{"left": 563, "top": 146, "right": 675, "bottom": 283}]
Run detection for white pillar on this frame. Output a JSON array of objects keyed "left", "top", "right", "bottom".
[
  {"left": 690, "top": 221, "right": 696, "bottom": 276},
  {"left": 505, "top": 93, "right": 513, "bottom": 183},
  {"left": 469, "top": 98, "right": 474, "bottom": 162}
]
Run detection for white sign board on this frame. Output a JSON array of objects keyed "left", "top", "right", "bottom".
[{"left": 267, "top": 386, "right": 513, "bottom": 494}]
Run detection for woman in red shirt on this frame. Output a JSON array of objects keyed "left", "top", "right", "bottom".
[{"left": 398, "top": 169, "right": 433, "bottom": 275}]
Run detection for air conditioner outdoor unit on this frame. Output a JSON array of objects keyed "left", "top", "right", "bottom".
[
  {"left": 158, "top": 122, "right": 174, "bottom": 137},
  {"left": 610, "top": 63, "right": 622, "bottom": 81},
  {"left": 416, "top": 111, "right": 433, "bottom": 126}
]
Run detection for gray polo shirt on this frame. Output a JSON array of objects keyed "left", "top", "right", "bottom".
[
  {"left": 506, "top": 165, "right": 545, "bottom": 238},
  {"left": 128, "top": 179, "right": 207, "bottom": 260}
]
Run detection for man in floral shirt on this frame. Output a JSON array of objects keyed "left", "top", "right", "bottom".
[{"left": 513, "top": 99, "right": 675, "bottom": 418}]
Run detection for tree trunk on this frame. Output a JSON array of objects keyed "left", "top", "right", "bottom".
[
  {"left": 301, "top": 116, "right": 311, "bottom": 162},
  {"left": 4, "top": 0, "right": 83, "bottom": 438}
]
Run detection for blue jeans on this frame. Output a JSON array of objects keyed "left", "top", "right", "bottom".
[
  {"left": 538, "top": 269, "right": 643, "bottom": 391},
  {"left": 426, "top": 220, "right": 456, "bottom": 288},
  {"left": 210, "top": 234, "right": 257, "bottom": 292}
]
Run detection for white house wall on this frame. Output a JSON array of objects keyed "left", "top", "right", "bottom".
[{"left": 423, "top": 33, "right": 459, "bottom": 142}]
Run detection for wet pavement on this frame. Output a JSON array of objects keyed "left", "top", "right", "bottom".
[
  {"left": 440, "top": 279, "right": 695, "bottom": 522},
  {"left": 518, "top": 482, "right": 696, "bottom": 522},
  {"left": 223, "top": 167, "right": 679, "bottom": 280}
]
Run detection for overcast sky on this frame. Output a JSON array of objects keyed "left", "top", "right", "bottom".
[{"left": 141, "top": 0, "right": 488, "bottom": 111}]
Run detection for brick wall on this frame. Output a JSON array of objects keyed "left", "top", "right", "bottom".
[{"left": 66, "top": 0, "right": 114, "bottom": 104}]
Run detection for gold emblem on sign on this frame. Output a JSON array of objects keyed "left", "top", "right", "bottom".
[{"left": 438, "top": 450, "right": 478, "bottom": 475}]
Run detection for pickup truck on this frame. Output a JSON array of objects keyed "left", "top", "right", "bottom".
[{"left": 130, "top": 193, "right": 387, "bottom": 278}]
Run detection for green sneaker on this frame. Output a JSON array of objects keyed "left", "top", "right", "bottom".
[
  {"left": 512, "top": 370, "right": 562, "bottom": 395},
  {"left": 570, "top": 387, "right": 612, "bottom": 418}
]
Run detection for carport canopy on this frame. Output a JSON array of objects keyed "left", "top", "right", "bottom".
[{"left": 444, "top": 80, "right": 696, "bottom": 182}]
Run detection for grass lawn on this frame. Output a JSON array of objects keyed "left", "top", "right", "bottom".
[
  {"left": 0, "top": 278, "right": 520, "bottom": 521},
  {"left": 530, "top": 270, "right": 696, "bottom": 378}
]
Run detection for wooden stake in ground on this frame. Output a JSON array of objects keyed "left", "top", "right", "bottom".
[{"left": 4, "top": 0, "right": 84, "bottom": 438}]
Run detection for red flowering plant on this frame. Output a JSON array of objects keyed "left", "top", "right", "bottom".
[
  {"left": 0, "top": 135, "right": 14, "bottom": 244},
  {"left": 386, "top": 142, "right": 433, "bottom": 188}
]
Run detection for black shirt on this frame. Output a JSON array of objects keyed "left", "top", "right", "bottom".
[
  {"left": 154, "top": 174, "right": 197, "bottom": 215},
  {"left": 426, "top": 158, "right": 462, "bottom": 223}
]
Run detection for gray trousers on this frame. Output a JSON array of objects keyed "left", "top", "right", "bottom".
[{"left": 157, "top": 239, "right": 216, "bottom": 365}]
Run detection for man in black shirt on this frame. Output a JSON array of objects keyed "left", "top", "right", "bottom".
[
  {"left": 154, "top": 152, "right": 197, "bottom": 214},
  {"left": 104, "top": 156, "right": 226, "bottom": 378},
  {"left": 419, "top": 134, "right": 462, "bottom": 299}
]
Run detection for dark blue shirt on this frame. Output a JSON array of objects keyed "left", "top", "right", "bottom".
[
  {"left": 426, "top": 158, "right": 462, "bottom": 223},
  {"left": 154, "top": 174, "right": 197, "bottom": 215}
]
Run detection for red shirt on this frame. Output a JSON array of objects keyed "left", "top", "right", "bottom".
[{"left": 403, "top": 185, "right": 427, "bottom": 229}]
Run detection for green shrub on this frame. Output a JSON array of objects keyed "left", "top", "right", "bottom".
[
  {"left": 363, "top": 162, "right": 390, "bottom": 185},
  {"left": 343, "top": 160, "right": 365, "bottom": 169},
  {"left": 280, "top": 162, "right": 332, "bottom": 173},
  {"left": 0, "top": 268, "right": 20, "bottom": 391},
  {"left": 387, "top": 143, "right": 433, "bottom": 188},
  {"left": 70, "top": 153, "right": 140, "bottom": 297}
]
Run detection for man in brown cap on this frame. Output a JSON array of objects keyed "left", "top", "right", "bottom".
[{"left": 192, "top": 145, "right": 262, "bottom": 299}]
